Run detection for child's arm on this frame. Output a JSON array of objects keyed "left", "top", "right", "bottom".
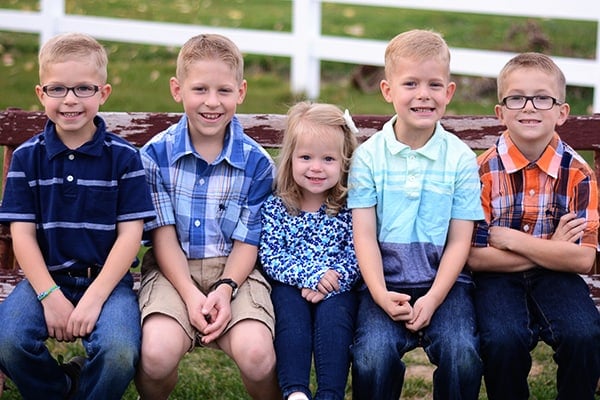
[
  {"left": 488, "top": 222, "right": 594, "bottom": 273},
  {"left": 11, "top": 221, "right": 76, "bottom": 341},
  {"left": 469, "top": 213, "right": 595, "bottom": 274},
  {"left": 151, "top": 224, "right": 213, "bottom": 334},
  {"left": 67, "top": 219, "right": 144, "bottom": 337},
  {"left": 406, "top": 218, "right": 473, "bottom": 332},
  {"left": 352, "top": 207, "right": 412, "bottom": 321}
]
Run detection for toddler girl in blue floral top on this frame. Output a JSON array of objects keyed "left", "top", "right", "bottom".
[{"left": 259, "top": 101, "right": 360, "bottom": 400}]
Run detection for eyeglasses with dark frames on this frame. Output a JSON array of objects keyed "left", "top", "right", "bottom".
[
  {"left": 42, "top": 84, "right": 100, "bottom": 98},
  {"left": 500, "top": 95, "right": 562, "bottom": 110}
]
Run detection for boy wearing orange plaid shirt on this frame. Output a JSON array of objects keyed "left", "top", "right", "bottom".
[{"left": 468, "top": 52, "right": 600, "bottom": 400}]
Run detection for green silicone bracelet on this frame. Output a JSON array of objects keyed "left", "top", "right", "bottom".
[{"left": 37, "top": 284, "right": 60, "bottom": 301}]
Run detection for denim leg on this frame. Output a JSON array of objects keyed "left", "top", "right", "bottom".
[
  {"left": 313, "top": 290, "right": 357, "bottom": 400},
  {"left": 0, "top": 280, "right": 69, "bottom": 399},
  {"left": 422, "top": 283, "right": 482, "bottom": 400},
  {"left": 351, "top": 289, "right": 415, "bottom": 400},
  {"left": 474, "top": 272, "right": 537, "bottom": 400},
  {"left": 76, "top": 273, "right": 141, "bottom": 400},
  {"left": 528, "top": 271, "right": 600, "bottom": 400},
  {"left": 271, "top": 282, "right": 313, "bottom": 399}
]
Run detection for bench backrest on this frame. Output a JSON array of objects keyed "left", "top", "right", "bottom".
[{"left": 1, "top": 109, "right": 599, "bottom": 272}]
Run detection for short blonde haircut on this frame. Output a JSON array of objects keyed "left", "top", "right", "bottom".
[
  {"left": 497, "top": 52, "right": 566, "bottom": 101},
  {"left": 276, "top": 101, "right": 358, "bottom": 216},
  {"left": 38, "top": 32, "right": 108, "bottom": 82},
  {"left": 176, "top": 33, "right": 244, "bottom": 83},
  {"left": 384, "top": 29, "right": 451, "bottom": 80}
]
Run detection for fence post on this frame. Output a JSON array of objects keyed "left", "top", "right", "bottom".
[
  {"left": 39, "top": 0, "right": 65, "bottom": 45},
  {"left": 291, "top": 0, "right": 322, "bottom": 99}
]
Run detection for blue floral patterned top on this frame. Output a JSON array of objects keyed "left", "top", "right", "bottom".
[{"left": 259, "top": 195, "right": 360, "bottom": 297}]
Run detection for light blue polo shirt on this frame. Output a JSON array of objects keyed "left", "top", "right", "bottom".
[{"left": 348, "top": 116, "right": 483, "bottom": 288}]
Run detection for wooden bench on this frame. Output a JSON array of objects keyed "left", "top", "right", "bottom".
[{"left": 0, "top": 109, "right": 599, "bottom": 309}]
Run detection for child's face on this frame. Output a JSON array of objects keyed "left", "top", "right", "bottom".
[
  {"left": 495, "top": 68, "right": 569, "bottom": 150},
  {"left": 292, "top": 130, "right": 342, "bottom": 208},
  {"left": 170, "top": 59, "right": 246, "bottom": 141},
  {"left": 380, "top": 57, "right": 455, "bottom": 141},
  {"left": 35, "top": 60, "right": 111, "bottom": 139}
]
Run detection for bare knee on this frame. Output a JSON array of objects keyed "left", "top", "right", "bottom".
[
  {"left": 225, "top": 322, "right": 276, "bottom": 382},
  {"left": 238, "top": 341, "right": 277, "bottom": 381},
  {"left": 139, "top": 315, "right": 190, "bottom": 380}
]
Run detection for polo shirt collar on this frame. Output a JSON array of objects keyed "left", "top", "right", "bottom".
[
  {"left": 171, "top": 114, "right": 246, "bottom": 170},
  {"left": 498, "top": 131, "right": 562, "bottom": 178},
  {"left": 44, "top": 116, "right": 107, "bottom": 159},
  {"left": 383, "top": 115, "right": 442, "bottom": 160}
]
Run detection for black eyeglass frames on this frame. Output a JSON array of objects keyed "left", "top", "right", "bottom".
[
  {"left": 42, "top": 84, "right": 101, "bottom": 98},
  {"left": 500, "top": 95, "right": 563, "bottom": 110}
]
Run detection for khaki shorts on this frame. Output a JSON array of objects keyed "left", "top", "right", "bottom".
[{"left": 138, "top": 249, "right": 275, "bottom": 350}]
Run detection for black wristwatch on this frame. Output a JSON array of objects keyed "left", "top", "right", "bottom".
[{"left": 210, "top": 278, "right": 239, "bottom": 299}]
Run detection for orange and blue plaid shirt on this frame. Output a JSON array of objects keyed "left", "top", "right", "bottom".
[{"left": 473, "top": 131, "right": 599, "bottom": 250}]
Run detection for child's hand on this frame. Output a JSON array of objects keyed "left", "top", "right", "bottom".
[
  {"left": 317, "top": 269, "right": 340, "bottom": 295},
  {"left": 551, "top": 212, "right": 586, "bottom": 243},
  {"left": 42, "top": 290, "right": 76, "bottom": 342},
  {"left": 487, "top": 226, "right": 522, "bottom": 250},
  {"left": 405, "top": 294, "right": 437, "bottom": 332},
  {"left": 200, "top": 288, "right": 232, "bottom": 344},
  {"left": 381, "top": 291, "right": 412, "bottom": 322},
  {"left": 68, "top": 293, "right": 103, "bottom": 338},
  {"left": 301, "top": 287, "right": 325, "bottom": 303},
  {"left": 185, "top": 290, "right": 214, "bottom": 335}
]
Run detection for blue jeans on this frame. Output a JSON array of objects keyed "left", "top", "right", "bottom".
[
  {"left": 0, "top": 273, "right": 141, "bottom": 400},
  {"left": 474, "top": 269, "right": 600, "bottom": 400},
  {"left": 351, "top": 282, "right": 482, "bottom": 400},
  {"left": 271, "top": 281, "right": 357, "bottom": 400}
]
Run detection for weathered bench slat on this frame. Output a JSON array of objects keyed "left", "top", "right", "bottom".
[{"left": 0, "top": 109, "right": 599, "bottom": 305}]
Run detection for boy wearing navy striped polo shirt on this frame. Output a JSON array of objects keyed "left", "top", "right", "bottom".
[{"left": 0, "top": 32, "right": 155, "bottom": 399}]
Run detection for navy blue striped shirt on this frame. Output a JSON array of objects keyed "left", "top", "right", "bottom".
[{"left": 0, "top": 116, "right": 156, "bottom": 272}]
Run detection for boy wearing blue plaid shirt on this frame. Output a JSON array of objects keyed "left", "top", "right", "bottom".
[{"left": 135, "top": 34, "right": 280, "bottom": 400}]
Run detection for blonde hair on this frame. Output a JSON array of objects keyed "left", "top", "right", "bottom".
[
  {"left": 384, "top": 29, "right": 451, "bottom": 79},
  {"left": 497, "top": 52, "right": 566, "bottom": 101},
  {"left": 38, "top": 32, "right": 108, "bottom": 82},
  {"left": 176, "top": 33, "right": 244, "bottom": 83},
  {"left": 276, "top": 101, "right": 357, "bottom": 216}
]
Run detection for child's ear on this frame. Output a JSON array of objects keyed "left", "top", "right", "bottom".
[
  {"left": 494, "top": 103, "right": 504, "bottom": 123},
  {"left": 555, "top": 102, "right": 570, "bottom": 127},
  {"left": 380, "top": 79, "right": 392, "bottom": 103},
  {"left": 35, "top": 85, "right": 45, "bottom": 106},
  {"left": 170, "top": 77, "right": 182, "bottom": 103},
  {"left": 236, "top": 79, "right": 247, "bottom": 105},
  {"left": 445, "top": 81, "right": 456, "bottom": 104},
  {"left": 99, "top": 84, "right": 112, "bottom": 105}
]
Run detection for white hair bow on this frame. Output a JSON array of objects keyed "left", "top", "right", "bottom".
[{"left": 343, "top": 109, "right": 359, "bottom": 134}]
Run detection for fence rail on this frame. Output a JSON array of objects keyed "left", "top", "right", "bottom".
[{"left": 0, "top": 0, "right": 599, "bottom": 111}]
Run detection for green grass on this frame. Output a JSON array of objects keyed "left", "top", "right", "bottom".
[
  {"left": 0, "top": 1, "right": 598, "bottom": 399},
  {"left": 0, "top": 341, "right": 565, "bottom": 400},
  {"left": 0, "top": 0, "right": 597, "bottom": 115}
]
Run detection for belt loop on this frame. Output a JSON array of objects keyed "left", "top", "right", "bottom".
[{"left": 87, "top": 267, "right": 92, "bottom": 279}]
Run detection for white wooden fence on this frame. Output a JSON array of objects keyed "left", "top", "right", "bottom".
[{"left": 1, "top": 0, "right": 599, "bottom": 111}]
